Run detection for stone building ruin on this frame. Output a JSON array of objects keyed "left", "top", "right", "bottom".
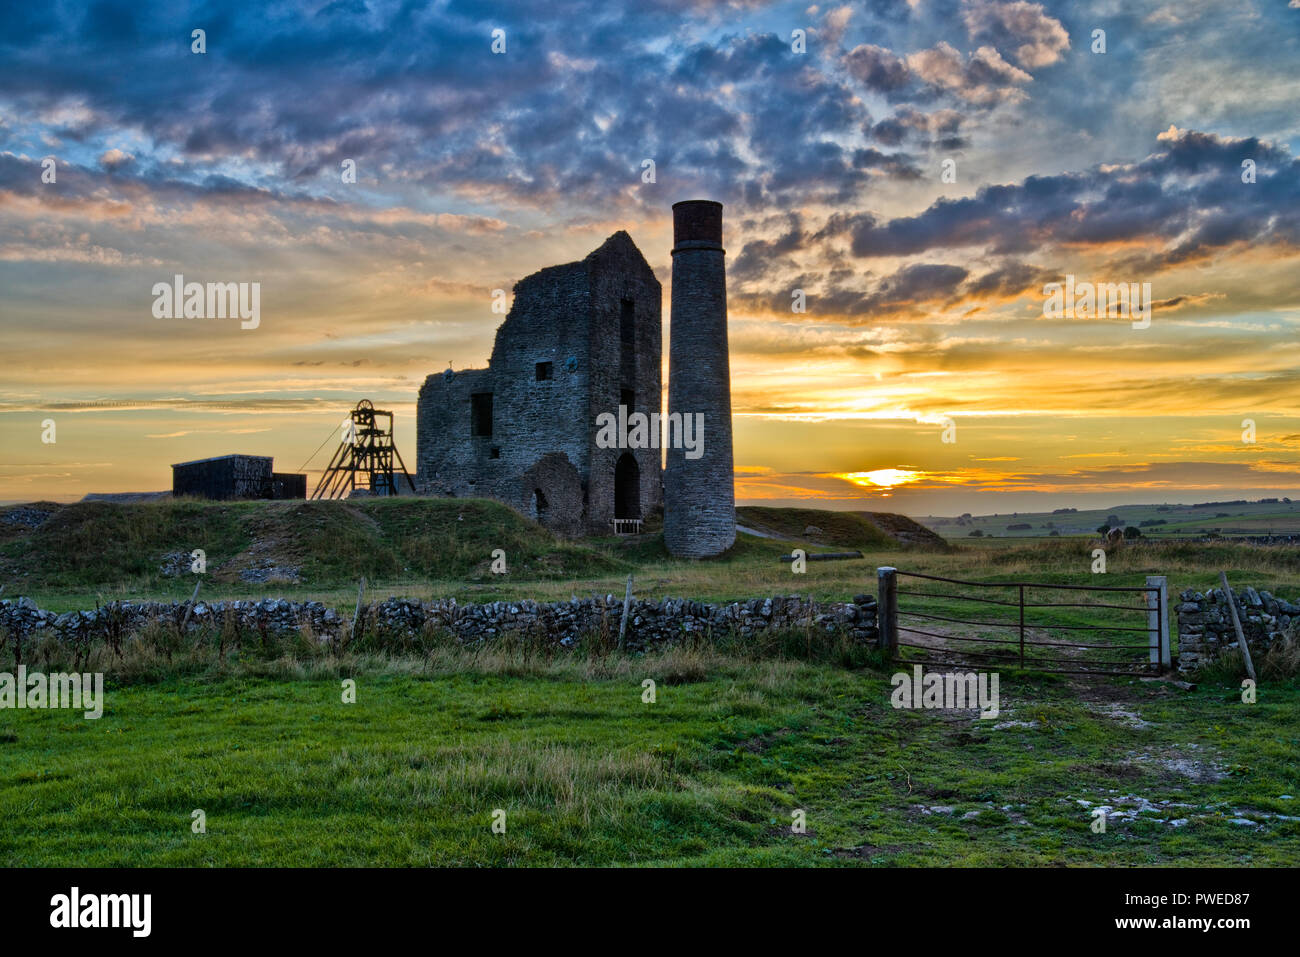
[
  {"left": 415, "top": 202, "right": 736, "bottom": 556},
  {"left": 416, "top": 231, "right": 663, "bottom": 537}
]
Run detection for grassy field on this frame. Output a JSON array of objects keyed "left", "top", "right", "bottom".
[
  {"left": 2, "top": 499, "right": 1298, "bottom": 866},
  {"left": 3, "top": 649, "right": 1297, "bottom": 866},
  {"left": 924, "top": 498, "right": 1300, "bottom": 541},
  {"left": 5, "top": 497, "right": 1300, "bottom": 613}
]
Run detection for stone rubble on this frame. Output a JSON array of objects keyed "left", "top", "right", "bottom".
[
  {"left": 1, "top": 506, "right": 54, "bottom": 529},
  {"left": 1071, "top": 793, "right": 1300, "bottom": 828}
]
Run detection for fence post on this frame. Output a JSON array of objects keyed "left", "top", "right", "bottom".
[
  {"left": 1219, "top": 572, "right": 1256, "bottom": 682},
  {"left": 1146, "top": 575, "right": 1169, "bottom": 668},
  {"left": 877, "top": 567, "right": 898, "bottom": 655},
  {"left": 618, "top": 573, "right": 633, "bottom": 650},
  {"left": 1018, "top": 584, "right": 1025, "bottom": 668},
  {"left": 179, "top": 578, "right": 202, "bottom": 631},
  {"left": 351, "top": 576, "right": 366, "bottom": 643}
]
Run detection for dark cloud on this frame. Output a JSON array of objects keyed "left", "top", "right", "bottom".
[
  {"left": 809, "top": 129, "right": 1299, "bottom": 267},
  {"left": 1, "top": 3, "right": 940, "bottom": 215},
  {"left": 731, "top": 214, "right": 811, "bottom": 282},
  {"left": 867, "top": 106, "right": 967, "bottom": 148},
  {"left": 962, "top": 0, "right": 1070, "bottom": 69},
  {"left": 3, "top": 1, "right": 1298, "bottom": 329},
  {"left": 843, "top": 44, "right": 912, "bottom": 92},
  {"left": 904, "top": 41, "right": 1031, "bottom": 105},
  {"left": 874, "top": 262, "right": 970, "bottom": 302},
  {"left": 732, "top": 259, "right": 975, "bottom": 320},
  {"left": 960, "top": 261, "right": 1053, "bottom": 300}
]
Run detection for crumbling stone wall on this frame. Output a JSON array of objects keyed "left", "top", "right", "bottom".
[
  {"left": 416, "top": 231, "right": 662, "bottom": 537},
  {"left": 519, "top": 452, "right": 585, "bottom": 538},
  {"left": 582, "top": 233, "right": 663, "bottom": 531},
  {"left": 1176, "top": 585, "right": 1299, "bottom": 673},
  {"left": 0, "top": 593, "right": 878, "bottom": 653},
  {"left": 418, "top": 365, "right": 500, "bottom": 500}
]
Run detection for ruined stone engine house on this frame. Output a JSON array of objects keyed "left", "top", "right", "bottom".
[
  {"left": 416, "top": 201, "right": 736, "bottom": 557},
  {"left": 416, "top": 231, "right": 663, "bottom": 537}
]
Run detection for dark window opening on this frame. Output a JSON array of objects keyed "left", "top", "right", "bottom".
[
  {"left": 535, "top": 361, "right": 553, "bottom": 381},
  {"left": 620, "top": 298, "right": 636, "bottom": 348},
  {"left": 615, "top": 452, "right": 640, "bottom": 520},
  {"left": 470, "top": 393, "right": 493, "bottom": 437},
  {"left": 534, "top": 488, "right": 548, "bottom": 517},
  {"left": 620, "top": 298, "right": 636, "bottom": 386},
  {"left": 621, "top": 388, "right": 635, "bottom": 413},
  {"left": 490, "top": 447, "right": 500, "bottom": 459}
]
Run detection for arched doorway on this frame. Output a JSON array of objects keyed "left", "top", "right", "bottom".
[{"left": 614, "top": 453, "right": 640, "bottom": 519}]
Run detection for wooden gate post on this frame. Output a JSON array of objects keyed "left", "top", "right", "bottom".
[
  {"left": 1219, "top": 572, "right": 1256, "bottom": 682},
  {"left": 618, "top": 573, "right": 633, "bottom": 650},
  {"left": 877, "top": 567, "right": 898, "bottom": 655},
  {"left": 1146, "top": 575, "right": 1170, "bottom": 668}
]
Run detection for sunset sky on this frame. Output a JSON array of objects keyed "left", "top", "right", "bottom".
[{"left": 2, "top": 0, "right": 1299, "bottom": 514}]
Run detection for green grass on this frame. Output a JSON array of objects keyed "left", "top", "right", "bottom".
[
  {"left": 2, "top": 649, "right": 1296, "bottom": 866},
  {"left": 927, "top": 499, "right": 1300, "bottom": 541},
  {"left": 0, "top": 497, "right": 627, "bottom": 610},
  {"left": 7, "top": 500, "right": 1300, "bottom": 621},
  {"left": 4, "top": 497, "right": 930, "bottom": 611},
  {"left": 4, "top": 500, "right": 1299, "bottom": 866},
  {"left": 736, "top": 506, "right": 898, "bottom": 550}
]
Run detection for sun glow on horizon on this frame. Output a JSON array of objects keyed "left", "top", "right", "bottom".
[{"left": 836, "top": 468, "right": 925, "bottom": 490}]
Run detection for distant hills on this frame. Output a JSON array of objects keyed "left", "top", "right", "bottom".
[{"left": 920, "top": 498, "right": 1300, "bottom": 540}]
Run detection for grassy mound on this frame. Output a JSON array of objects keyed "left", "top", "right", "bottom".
[
  {"left": 0, "top": 497, "right": 622, "bottom": 597},
  {"left": 736, "top": 506, "right": 897, "bottom": 549},
  {"left": 855, "top": 511, "right": 948, "bottom": 548},
  {"left": 2, "top": 499, "right": 250, "bottom": 586}
]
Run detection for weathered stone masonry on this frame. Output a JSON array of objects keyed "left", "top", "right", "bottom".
[
  {"left": 415, "top": 201, "right": 739, "bottom": 557},
  {"left": 416, "top": 232, "right": 662, "bottom": 538},
  {"left": 1175, "top": 585, "right": 1300, "bottom": 673},
  {"left": 664, "top": 200, "right": 736, "bottom": 558}
]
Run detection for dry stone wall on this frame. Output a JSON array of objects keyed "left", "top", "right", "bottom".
[
  {"left": 0, "top": 593, "right": 878, "bottom": 652},
  {"left": 1176, "top": 585, "right": 1300, "bottom": 673}
]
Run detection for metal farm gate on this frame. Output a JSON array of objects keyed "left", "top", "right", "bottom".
[{"left": 876, "top": 567, "right": 1170, "bottom": 677}]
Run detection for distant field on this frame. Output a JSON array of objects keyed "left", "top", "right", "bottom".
[{"left": 923, "top": 499, "right": 1300, "bottom": 541}]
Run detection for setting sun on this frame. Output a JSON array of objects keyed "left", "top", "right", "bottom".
[{"left": 836, "top": 469, "right": 925, "bottom": 489}]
